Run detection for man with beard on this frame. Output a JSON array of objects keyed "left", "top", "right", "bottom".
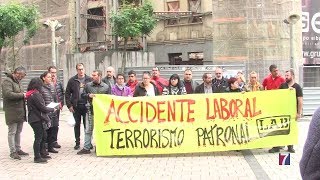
[
  {"left": 195, "top": 73, "right": 214, "bottom": 94},
  {"left": 102, "top": 66, "right": 116, "bottom": 87},
  {"left": 2, "top": 67, "right": 29, "bottom": 160},
  {"left": 181, "top": 69, "right": 199, "bottom": 94},
  {"left": 47, "top": 66, "right": 64, "bottom": 149},
  {"left": 212, "top": 67, "right": 228, "bottom": 93},
  {"left": 268, "top": 69, "right": 303, "bottom": 153},
  {"left": 77, "top": 70, "right": 110, "bottom": 155}
]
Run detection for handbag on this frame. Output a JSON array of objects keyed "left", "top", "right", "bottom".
[{"left": 40, "top": 112, "right": 51, "bottom": 130}]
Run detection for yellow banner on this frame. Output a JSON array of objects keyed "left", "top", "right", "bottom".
[{"left": 93, "top": 89, "right": 298, "bottom": 156}]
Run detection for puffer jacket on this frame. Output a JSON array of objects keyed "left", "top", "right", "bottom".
[
  {"left": 1, "top": 72, "right": 26, "bottom": 125},
  {"left": 39, "top": 84, "right": 59, "bottom": 126}
]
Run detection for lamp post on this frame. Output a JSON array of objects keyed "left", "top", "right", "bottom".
[
  {"left": 43, "top": 20, "right": 64, "bottom": 67},
  {"left": 283, "top": 14, "right": 300, "bottom": 69},
  {"left": 55, "top": 36, "right": 65, "bottom": 70}
]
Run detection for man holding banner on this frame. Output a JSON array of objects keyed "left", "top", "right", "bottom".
[
  {"left": 77, "top": 70, "right": 110, "bottom": 155},
  {"left": 270, "top": 69, "right": 303, "bottom": 153}
]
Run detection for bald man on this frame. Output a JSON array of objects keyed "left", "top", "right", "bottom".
[{"left": 102, "top": 66, "right": 116, "bottom": 87}]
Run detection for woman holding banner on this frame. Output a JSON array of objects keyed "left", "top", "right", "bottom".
[
  {"left": 133, "top": 71, "right": 159, "bottom": 97},
  {"left": 162, "top": 74, "right": 187, "bottom": 95},
  {"left": 111, "top": 73, "right": 132, "bottom": 97}
]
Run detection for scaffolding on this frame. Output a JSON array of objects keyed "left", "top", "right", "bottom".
[
  {"left": 75, "top": 0, "right": 146, "bottom": 52},
  {"left": 212, "top": 0, "right": 294, "bottom": 79}
]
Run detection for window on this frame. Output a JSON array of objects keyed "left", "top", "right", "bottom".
[
  {"left": 167, "top": 1, "right": 180, "bottom": 25},
  {"left": 188, "top": 52, "right": 203, "bottom": 65},
  {"left": 87, "top": 7, "right": 104, "bottom": 29},
  {"left": 188, "top": 0, "right": 202, "bottom": 23},
  {"left": 169, "top": 53, "right": 182, "bottom": 65}
]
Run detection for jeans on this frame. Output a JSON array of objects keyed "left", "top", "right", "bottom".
[
  {"left": 73, "top": 104, "right": 87, "bottom": 145},
  {"left": 47, "top": 126, "right": 58, "bottom": 148},
  {"left": 30, "top": 121, "right": 47, "bottom": 159},
  {"left": 83, "top": 111, "right": 93, "bottom": 150},
  {"left": 8, "top": 122, "right": 24, "bottom": 153}
]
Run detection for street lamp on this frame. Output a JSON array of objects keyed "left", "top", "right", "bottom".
[
  {"left": 55, "top": 36, "right": 65, "bottom": 70},
  {"left": 43, "top": 20, "right": 64, "bottom": 67},
  {"left": 283, "top": 14, "right": 300, "bottom": 69}
]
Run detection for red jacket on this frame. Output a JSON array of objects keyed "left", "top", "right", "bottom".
[{"left": 151, "top": 76, "right": 169, "bottom": 94}]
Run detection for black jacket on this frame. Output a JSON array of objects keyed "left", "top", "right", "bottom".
[
  {"left": 194, "top": 83, "right": 214, "bottom": 94},
  {"left": 53, "top": 80, "right": 64, "bottom": 107},
  {"left": 212, "top": 77, "right": 228, "bottom": 93},
  {"left": 65, "top": 74, "right": 91, "bottom": 108},
  {"left": 133, "top": 82, "right": 159, "bottom": 97},
  {"left": 27, "top": 91, "right": 54, "bottom": 124},
  {"left": 300, "top": 107, "right": 320, "bottom": 180}
]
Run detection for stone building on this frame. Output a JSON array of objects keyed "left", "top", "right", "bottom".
[{"left": 0, "top": 0, "right": 303, "bottom": 80}]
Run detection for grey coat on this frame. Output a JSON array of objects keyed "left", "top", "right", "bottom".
[
  {"left": 1, "top": 73, "right": 26, "bottom": 125},
  {"left": 300, "top": 107, "right": 320, "bottom": 179}
]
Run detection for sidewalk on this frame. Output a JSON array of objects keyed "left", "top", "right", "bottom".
[{"left": 0, "top": 109, "right": 310, "bottom": 179}]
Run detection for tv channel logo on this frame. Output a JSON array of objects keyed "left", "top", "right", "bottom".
[{"left": 279, "top": 153, "right": 290, "bottom": 165}]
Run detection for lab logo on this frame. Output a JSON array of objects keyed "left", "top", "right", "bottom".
[{"left": 279, "top": 153, "right": 290, "bottom": 165}]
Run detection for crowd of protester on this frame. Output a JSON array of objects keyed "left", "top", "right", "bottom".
[{"left": 2, "top": 63, "right": 316, "bottom": 179}]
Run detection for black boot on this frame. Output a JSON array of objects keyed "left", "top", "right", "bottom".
[
  {"left": 268, "top": 147, "right": 280, "bottom": 153},
  {"left": 34, "top": 158, "right": 47, "bottom": 163},
  {"left": 48, "top": 147, "right": 58, "bottom": 153},
  {"left": 41, "top": 154, "right": 52, "bottom": 159},
  {"left": 287, "top": 145, "right": 295, "bottom": 153}
]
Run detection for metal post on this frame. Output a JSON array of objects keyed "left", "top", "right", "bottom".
[
  {"left": 290, "top": 24, "right": 294, "bottom": 69},
  {"left": 51, "top": 29, "right": 56, "bottom": 67},
  {"left": 55, "top": 40, "right": 59, "bottom": 70}
]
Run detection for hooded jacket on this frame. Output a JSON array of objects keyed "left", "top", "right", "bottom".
[{"left": 1, "top": 72, "right": 26, "bottom": 125}]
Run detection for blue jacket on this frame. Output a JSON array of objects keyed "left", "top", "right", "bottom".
[{"left": 300, "top": 107, "right": 320, "bottom": 179}]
